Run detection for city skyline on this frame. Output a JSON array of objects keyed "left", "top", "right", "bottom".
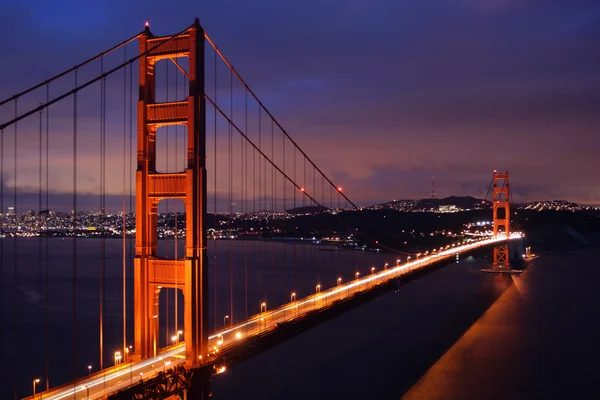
[{"left": 1, "top": 0, "right": 598, "bottom": 208}]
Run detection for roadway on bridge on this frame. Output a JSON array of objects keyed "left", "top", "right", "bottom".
[{"left": 26, "top": 234, "right": 519, "bottom": 400}]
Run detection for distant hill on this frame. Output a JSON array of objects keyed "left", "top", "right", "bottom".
[
  {"left": 378, "top": 196, "right": 490, "bottom": 212},
  {"left": 416, "top": 196, "right": 491, "bottom": 210}
]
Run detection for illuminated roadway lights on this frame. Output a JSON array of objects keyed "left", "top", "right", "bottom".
[
  {"left": 164, "top": 360, "right": 171, "bottom": 372},
  {"left": 224, "top": 315, "right": 229, "bottom": 328},
  {"left": 416, "top": 253, "right": 421, "bottom": 259},
  {"left": 33, "top": 378, "right": 40, "bottom": 398},
  {"left": 337, "top": 277, "right": 342, "bottom": 286},
  {"left": 384, "top": 262, "right": 389, "bottom": 270},
  {"left": 407, "top": 256, "right": 411, "bottom": 263},
  {"left": 290, "top": 292, "right": 296, "bottom": 302},
  {"left": 355, "top": 271, "right": 360, "bottom": 281},
  {"left": 260, "top": 302, "right": 267, "bottom": 313},
  {"left": 87, "top": 364, "right": 92, "bottom": 376},
  {"left": 371, "top": 266, "right": 375, "bottom": 275},
  {"left": 316, "top": 284, "right": 321, "bottom": 293}
]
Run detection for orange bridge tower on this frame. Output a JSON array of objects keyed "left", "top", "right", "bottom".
[
  {"left": 492, "top": 171, "right": 510, "bottom": 268},
  {"left": 134, "top": 19, "right": 208, "bottom": 367}
]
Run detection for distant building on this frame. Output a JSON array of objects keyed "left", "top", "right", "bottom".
[{"left": 7, "top": 207, "right": 15, "bottom": 216}]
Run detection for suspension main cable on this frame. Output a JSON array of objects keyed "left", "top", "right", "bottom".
[
  {"left": 0, "top": 23, "right": 195, "bottom": 132},
  {"left": 0, "top": 32, "right": 143, "bottom": 107},
  {"left": 205, "top": 33, "right": 358, "bottom": 209}
]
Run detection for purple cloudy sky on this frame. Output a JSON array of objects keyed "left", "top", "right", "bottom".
[{"left": 0, "top": 0, "right": 599, "bottom": 210}]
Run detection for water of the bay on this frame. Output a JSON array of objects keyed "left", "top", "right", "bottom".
[
  {"left": 2, "top": 239, "right": 598, "bottom": 399},
  {"left": 0, "top": 237, "right": 392, "bottom": 398},
  {"left": 210, "top": 247, "right": 600, "bottom": 399}
]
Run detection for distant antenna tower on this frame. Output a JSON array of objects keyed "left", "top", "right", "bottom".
[{"left": 431, "top": 176, "right": 436, "bottom": 199}]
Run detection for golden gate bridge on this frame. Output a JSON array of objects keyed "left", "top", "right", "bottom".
[{"left": 0, "top": 19, "right": 520, "bottom": 399}]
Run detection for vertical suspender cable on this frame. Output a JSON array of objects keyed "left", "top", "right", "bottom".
[
  {"left": 38, "top": 109, "right": 42, "bottom": 292},
  {"left": 99, "top": 58, "right": 105, "bottom": 371},
  {"left": 37, "top": 105, "right": 43, "bottom": 390},
  {"left": 229, "top": 69, "right": 233, "bottom": 325},
  {"left": 271, "top": 119, "right": 276, "bottom": 307},
  {"left": 293, "top": 147, "right": 296, "bottom": 296},
  {"left": 122, "top": 46, "right": 128, "bottom": 358},
  {"left": 72, "top": 68, "right": 78, "bottom": 392},
  {"left": 13, "top": 99, "right": 18, "bottom": 400},
  {"left": 213, "top": 49, "right": 218, "bottom": 332},
  {"left": 259, "top": 107, "right": 265, "bottom": 304},
  {"left": 253, "top": 122, "right": 257, "bottom": 316},
  {"left": 244, "top": 89, "right": 248, "bottom": 322},
  {"left": 45, "top": 84, "right": 50, "bottom": 390},
  {"left": 283, "top": 132, "right": 287, "bottom": 297}
]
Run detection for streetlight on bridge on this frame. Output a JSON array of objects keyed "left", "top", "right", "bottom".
[
  {"left": 290, "top": 292, "right": 296, "bottom": 302},
  {"left": 224, "top": 315, "right": 229, "bottom": 328},
  {"left": 32, "top": 378, "right": 40, "bottom": 399},
  {"left": 316, "top": 284, "right": 321, "bottom": 293},
  {"left": 371, "top": 267, "right": 375, "bottom": 275},
  {"left": 87, "top": 365, "right": 92, "bottom": 376},
  {"left": 260, "top": 302, "right": 267, "bottom": 313},
  {"left": 337, "top": 277, "right": 342, "bottom": 286}
]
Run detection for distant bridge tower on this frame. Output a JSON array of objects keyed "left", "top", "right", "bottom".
[
  {"left": 492, "top": 171, "right": 510, "bottom": 268},
  {"left": 134, "top": 19, "right": 208, "bottom": 367}
]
